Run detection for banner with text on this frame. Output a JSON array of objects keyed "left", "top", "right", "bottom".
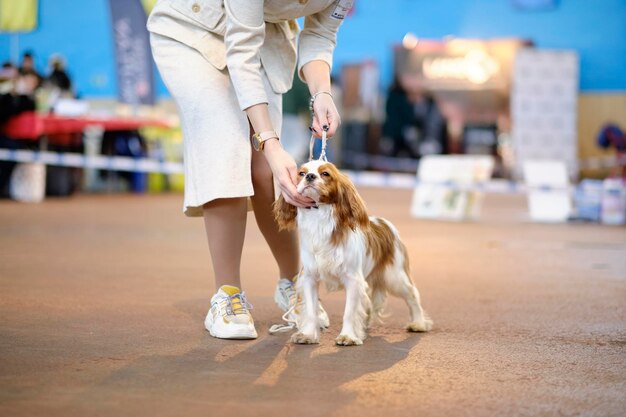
[{"left": 108, "top": 0, "right": 154, "bottom": 105}]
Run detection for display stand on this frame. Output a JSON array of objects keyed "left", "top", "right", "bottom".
[
  {"left": 523, "top": 160, "right": 571, "bottom": 222},
  {"left": 411, "top": 155, "right": 494, "bottom": 221}
]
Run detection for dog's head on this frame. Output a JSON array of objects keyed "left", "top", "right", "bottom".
[{"left": 273, "top": 161, "right": 369, "bottom": 233}]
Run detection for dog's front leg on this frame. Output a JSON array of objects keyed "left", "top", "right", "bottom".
[
  {"left": 336, "top": 276, "right": 370, "bottom": 346},
  {"left": 291, "top": 272, "right": 320, "bottom": 344}
]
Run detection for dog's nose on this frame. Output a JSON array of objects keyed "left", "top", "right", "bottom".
[{"left": 305, "top": 173, "right": 316, "bottom": 182}]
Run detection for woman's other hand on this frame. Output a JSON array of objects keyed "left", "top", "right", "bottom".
[{"left": 311, "top": 92, "right": 340, "bottom": 139}]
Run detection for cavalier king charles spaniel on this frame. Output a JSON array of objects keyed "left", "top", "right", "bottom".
[{"left": 274, "top": 160, "right": 433, "bottom": 346}]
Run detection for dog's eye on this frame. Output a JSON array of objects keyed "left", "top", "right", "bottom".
[
  {"left": 298, "top": 171, "right": 306, "bottom": 177},
  {"left": 321, "top": 172, "right": 330, "bottom": 177}
]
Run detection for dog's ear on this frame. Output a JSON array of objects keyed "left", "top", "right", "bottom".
[
  {"left": 273, "top": 194, "right": 298, "bottom": 231},
  {"left": 335, "top": 171, "right": 369, "bottom": 231}
]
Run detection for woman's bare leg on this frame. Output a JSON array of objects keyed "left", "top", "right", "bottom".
[
  {"left": 202, "top": 197, "right": 248, "bottom": 289},
  {"left": 250, "top": 145, "right": 300, "bottom": 280}
]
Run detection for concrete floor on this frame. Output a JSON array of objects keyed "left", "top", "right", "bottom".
[{"left": 0, "top": 190, "right": 624, "bottom": 417}]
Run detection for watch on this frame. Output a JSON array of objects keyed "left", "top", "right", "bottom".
[{"left": 252, "top": 130, "right": 280, "bottom": 151}]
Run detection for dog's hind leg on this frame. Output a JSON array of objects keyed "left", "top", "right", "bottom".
[
  {"left": 385, "top": 245, "right": 433, "bottom": 332},
  {"left": 387, "top": 271, "right": 432, "bottom": 332},
  {"left": 336, "top": 275, "right": 370, "bottom": 346},
  {"left": 398, "top": 276, "right": 433, "bottom": 332}
]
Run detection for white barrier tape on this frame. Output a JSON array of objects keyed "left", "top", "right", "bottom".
[
  {"left": 341, "top": 151, "right": 624, "bottom": 171},
  {"left": 0, "top": 148, "right": 577, "bottom": 194},
  {"left": 0, "top": 148, "right": 183, "bottom": 174},
  {"left": 342, "top": 170, "right": 540, "bottom": 193}
]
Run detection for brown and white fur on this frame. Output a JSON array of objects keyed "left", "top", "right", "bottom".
[{"left": 274, "top": 160, "right": 433, "bottom": 346}]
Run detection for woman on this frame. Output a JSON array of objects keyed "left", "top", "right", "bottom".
[{"left": 148, "top": 0, "right": 349, "bottom": 339}]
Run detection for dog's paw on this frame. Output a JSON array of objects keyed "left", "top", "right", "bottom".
[
  {"left": 335, "top": 334, "right": 363, "bottom": 346},
  {"left": 291, "top": 332, "right": 319, "bottom": 345},
  {"left": 406, "top": 318, "right": 433, "bottom": 332}
]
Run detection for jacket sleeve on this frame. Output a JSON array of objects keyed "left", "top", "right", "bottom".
[
  {"left": 297, "top": 2, "right": 347, "bottom": 83},
  {"left": 223, "top": 0, "right": 268, "bottom": 110}
]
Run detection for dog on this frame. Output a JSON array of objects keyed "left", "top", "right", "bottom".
[{"left": 274, "top": 160, "right": 433, "bottom": 346}]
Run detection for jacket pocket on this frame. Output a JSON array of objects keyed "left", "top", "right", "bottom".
[
  {"left": 169, "top": 0, "right": 224, "bottom": 31},
  {"left": 194, "top": 31, "right": 227, "bottom": 70}
]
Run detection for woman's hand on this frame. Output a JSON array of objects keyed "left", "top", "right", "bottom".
[
  {"left": 263, "top": 140, "right": 315, "bottom": 208},
  {"left": 311, "top": 92, "right": 341, "bottom": 139},
  {"left": 243, "top": 103, "right": 312, "bottom": 207}
]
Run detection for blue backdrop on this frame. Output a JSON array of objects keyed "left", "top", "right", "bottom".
[{"left": 1, "top": 0, "right": 624, "bottom": 98}]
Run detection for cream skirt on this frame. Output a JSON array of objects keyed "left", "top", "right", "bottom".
[{"left": 150, "top": 33, "right": 283, "bottom": 217}]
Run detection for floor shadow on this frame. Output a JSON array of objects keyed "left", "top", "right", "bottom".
[{"left": 62, "top": 298, "right": 426, "bottom": 416}]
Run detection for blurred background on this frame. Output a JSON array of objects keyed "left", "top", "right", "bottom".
[
  {"left": 0, "top": 0, "right": 625, "bottom": 224},
  {"left": 1, "top": 3, "right": 625, "bottom": 414}
]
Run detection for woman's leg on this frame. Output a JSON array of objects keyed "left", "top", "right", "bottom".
[
  {"left": 203, "top": 197, "right": 248, "bottom": 289},
  {"left": 250, "top": 144, "right": 300, "bottom": 279},
  {"left": 203, "top": 197, "right": 258, "bottom": 340}
]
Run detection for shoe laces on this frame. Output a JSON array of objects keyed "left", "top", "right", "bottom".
[
  {"left": 270, "top": 280, "right": 301, "bottom": 334},
  {"left": 282, "top": 281, "right": 300, "bottom": 308},
  {"left": 269, "top": 303, "right": 299, "bottom": 334},
  {"left": 217, "top": 292, "right": 252, "bottom": 316},
  {"left": 270, "top": 275, "right": 326, "bottom": 334}
]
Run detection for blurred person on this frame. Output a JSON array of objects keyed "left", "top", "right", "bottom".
[
  {"left": 14, "top": 52, "right": 41, "bottom": 97},
  {"left": 0, "top": 63, "right": 35, "bottom": 124},
  {"left": 0, "top": 62, "right": 18, "bottom": 95},
  {"left": 15, "top": 73, "right": 40, "bottom": 97},
  {"left": 1, "top": 61, "right": 36, "bottom": 199},
  {"left": 41, "top": 55, "right": 74, "bottom": 111},
  {"left": 379, "top": 75, "right": 414, "bottom": 157},
  {"left": 380, "top": 75, "right": 447, "bottom": 158},
  {"left": 45, "top": 55, "right": 72, "bottom": 93},
  {"left": 148, "top": 0, "right": 348, "bottom": 339},
  {"left": 18, "top": 51, "right": 42, "bottom": 89},
  {"left": 409, "top": 81, "right": 447, "bottom": 156}
]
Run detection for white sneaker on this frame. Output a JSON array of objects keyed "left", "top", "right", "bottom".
[
  {"left": 274, "top": 277, "right": 330, "bottom": 329},
  {"left": 204, "top": 285, "right": 258, "bottom": 339}
]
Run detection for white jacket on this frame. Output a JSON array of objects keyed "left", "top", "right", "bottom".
[{"left": 147, "top": 0, "right": 349, "bottom": 110}]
